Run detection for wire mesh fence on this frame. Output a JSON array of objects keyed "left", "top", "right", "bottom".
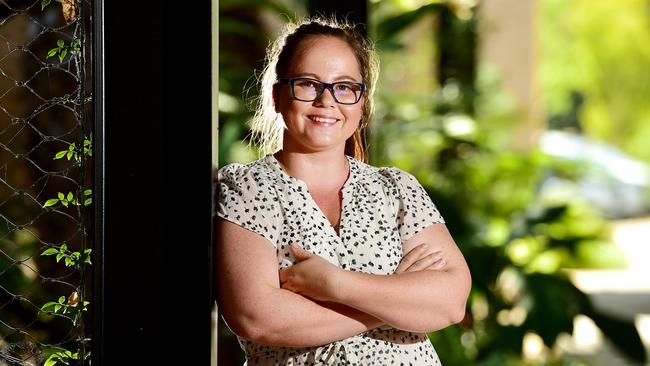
[{"left": 0, "top": 0, "right": 92, "bottom": 364}]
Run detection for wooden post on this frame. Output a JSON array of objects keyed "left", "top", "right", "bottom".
[{"left": 478, "top": 0, "right": 541, "bottom": 149}]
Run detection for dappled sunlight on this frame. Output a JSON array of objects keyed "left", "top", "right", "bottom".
[
  {"left": 218, "top": 0, "right": 650, "bottom": 364},
  {"left": 564, "top": 217, "right": 650, "bottom": 365}
]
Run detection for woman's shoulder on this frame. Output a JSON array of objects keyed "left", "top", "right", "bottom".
[
  {"left": 218, "top": 156, "right": 274, "bottom": 180},
  {"left": 352, "top": 158, "right": 417, "bottom": 186},
  {"left": 217, "top": 156, "right": 280, "bottom": 192}
]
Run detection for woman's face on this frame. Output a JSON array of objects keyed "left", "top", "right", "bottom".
[{"left": 276, "top": 36, "right": 364, "bottom": 154}]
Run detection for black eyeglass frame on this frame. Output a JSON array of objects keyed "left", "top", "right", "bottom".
[{"left": 277, "top": 77, "right": 366, "bottom": 105}]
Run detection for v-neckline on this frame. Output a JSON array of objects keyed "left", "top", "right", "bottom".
[{"left": 266, "top": 154, "right": 354, "bottom": 239}]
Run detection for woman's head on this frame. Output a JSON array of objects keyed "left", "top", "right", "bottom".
[{"left": 250, "top": 17, "right": 380, "bottom": 162}]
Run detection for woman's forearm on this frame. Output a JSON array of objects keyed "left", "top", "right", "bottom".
[
  {"left": 238, "top": 286, "right": 383, "bottom": 348},
  {"left": 331, "top": 267, "right": 471, "bottom": 333},
  {"left": 217, "top": 218, "right": 385, "bottom": 348},
  {"left": 328, "top": 224, "right": 472, "bottom": 333},
  {"left": 276, "top": 226, "right": 471, "bottom": 334}
]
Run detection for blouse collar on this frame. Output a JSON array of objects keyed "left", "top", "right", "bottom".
[{"left": 264, "top": 154, "right": 359, "bottom": 189}]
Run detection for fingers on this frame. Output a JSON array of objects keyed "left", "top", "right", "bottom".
[
  {"left": 395, "top": 243, "right": 448, "bottom": 274},
  {"left": 278, "top": 268, "right": 296, "bottom": 291},
  {"left": 278, "top": 267, "right": 287, "bottom": 285},
  {"left": 405, "top": 251, "right": 444, "bottom": 272},
  {"left": 290, "top": 243, "right": 313, "bottom": 261},
  {"left": 427, "top": 257, "right": 446, "bottom": 271},
  {"left": 395, "top": 243, "right": 432, "bottom": 274}
]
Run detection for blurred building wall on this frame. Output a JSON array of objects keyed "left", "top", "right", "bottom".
[{"left": 478, "top": 0, "right": 542, "bottom": 148}]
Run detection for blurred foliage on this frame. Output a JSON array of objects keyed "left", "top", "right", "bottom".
[
  {"left": 539, "top": 0, "right": 650, "bottom": 163},
  {"left": 218, "top": 1, "right": 646, "bottom": 365}
]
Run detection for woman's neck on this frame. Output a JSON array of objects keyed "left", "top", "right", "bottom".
[{"left": 274, "top": 149, "right": 349, "bottom": 190}]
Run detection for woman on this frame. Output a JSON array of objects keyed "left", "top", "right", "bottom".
[{"left": 216, "top": 17, "right": 472, "bottom": 365}]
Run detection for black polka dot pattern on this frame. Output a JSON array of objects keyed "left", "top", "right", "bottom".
[{"left": 217, "top": 154, "right": 445, "bottom": 365}]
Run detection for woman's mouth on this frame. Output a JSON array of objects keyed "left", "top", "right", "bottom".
[{"left": 307, "top": 115, "right": 340, "bottom": 126}]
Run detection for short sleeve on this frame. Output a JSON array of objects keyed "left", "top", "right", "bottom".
[
  {"left": 386, "top": 167, "right": 445, "bottom": 241},
  {"left": 217, "top": 163, "right": 281, "bottom": 248}
]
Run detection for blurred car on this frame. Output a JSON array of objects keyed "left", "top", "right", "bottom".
[{"left": 538, "top": 130, "right": 650, "bottom": 219}]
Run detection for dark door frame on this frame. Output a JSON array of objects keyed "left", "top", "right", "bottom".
[{"left": 93, "top": 1, "right": 213, "bottom": 364}]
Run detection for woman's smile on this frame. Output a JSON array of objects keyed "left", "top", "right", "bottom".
[{"left": 307, "top": 114, "right": 341, "bottom": 127}]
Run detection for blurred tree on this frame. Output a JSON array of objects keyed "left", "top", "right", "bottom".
[
  {"left": 539, "top": 0, "right": 650, "bottom": 164},
  {"left": 370, "top": 1, "right": 645, "bottom": 365},
  {"left": 217, "top": 1, "right": 647, "bottom": 365}
]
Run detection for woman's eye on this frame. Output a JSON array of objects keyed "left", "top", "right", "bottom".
[
  {"left": 336, "top": 84, "right": 361, "bottom": 95},
  {"left": 335, "top": 84, "right": 352, "bottom": 92},
  {"left": 296, "top": 80, "right": 315, "bottom": 88}
]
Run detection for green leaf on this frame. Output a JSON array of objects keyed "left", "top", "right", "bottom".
[
  {"left": 64, "top": 257, "right": 72, "bottom": 266},
  {"left": 66, "top": 192, "right": 73, "bottom": 201},
  {"left": 44, "top": 355, "right": 58, "bottom": 366},
  {"left": 84, "top": 198, "right": 92, "bottom": 206},
  {"left": 60, "top": 243, "right": 67, "bottom": 251},
  {"left": 41, "top": 301, "right": 58, "bottom": 310},
  {"left": 42, "top": 248, "right": 59, "bottom": 256},
  {"left": 59, "top": 48, "right": 67, "bottom": 62},
  {"left": 84, "top": 189, "right": 92, "bottom": 195},
  {"left": 57, "top": 192, "right": 64, "bottom": 199},
  {"left": 56, "top": 253, "right": 64, "bottom": 262},
  {"left": 57, "top": 39, "right": 64, "bottom": 47},
  {"left": 54, "top": 150, "right": 67, "bottom": 159},
  {"left": 44, "top": 198, "right": 59, "bottom": 207},
  {"left": 62, "top": 200, "right": 69, "bottom": 207},
  {"left": 41, "top": 0, "right": 51, "bottom": 10},
  {"left": 54, "top": 304, "right": 61, "bottom": 312},
  {"left": 66, "top": 151, "right": 73, "bottom": 160},
  {"left": 47, "top": 47, "right": 57, "bottom": 58}
]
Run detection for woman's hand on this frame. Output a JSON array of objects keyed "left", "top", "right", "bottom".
[
  {"left": 279, "top": 244, "right": 341, "bottom": 302},
  {"left": 394, "top": 243, "right": 445, "bottom": 274},
  {"left": 280, "top": 242, "right": 445, "bottom": 301}
]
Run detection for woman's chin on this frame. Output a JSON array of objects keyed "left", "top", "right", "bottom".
[{"left": 287, "top": 139, "right": 346, "bottom": 153}]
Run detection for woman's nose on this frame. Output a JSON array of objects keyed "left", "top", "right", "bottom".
[{"left": 313, "top": 86, "right": 336, "bottom": 107}]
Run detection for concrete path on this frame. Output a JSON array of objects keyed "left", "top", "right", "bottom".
[{"left": 564, "top": 217, "right": 650, "bottom": 366}]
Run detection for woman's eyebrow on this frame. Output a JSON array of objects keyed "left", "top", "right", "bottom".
[{"left": 293, "top": 72, "right": 362, "bottom": 82}]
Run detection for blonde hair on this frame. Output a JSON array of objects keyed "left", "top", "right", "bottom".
[{"left": 248, "top": 16, "right": 380, "bottom": 162}]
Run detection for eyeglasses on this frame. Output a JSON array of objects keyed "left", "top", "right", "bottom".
[{"left": 278, "top": 77, "right": 366, "bottom": 105}]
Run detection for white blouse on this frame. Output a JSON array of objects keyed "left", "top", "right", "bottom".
[{"left": 217, "top": 154, "right": 445, "bottom": 365}]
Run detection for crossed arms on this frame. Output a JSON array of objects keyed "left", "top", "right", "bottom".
[{"left": 215, "top": 218, "right": 472, "bottom": 348}]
